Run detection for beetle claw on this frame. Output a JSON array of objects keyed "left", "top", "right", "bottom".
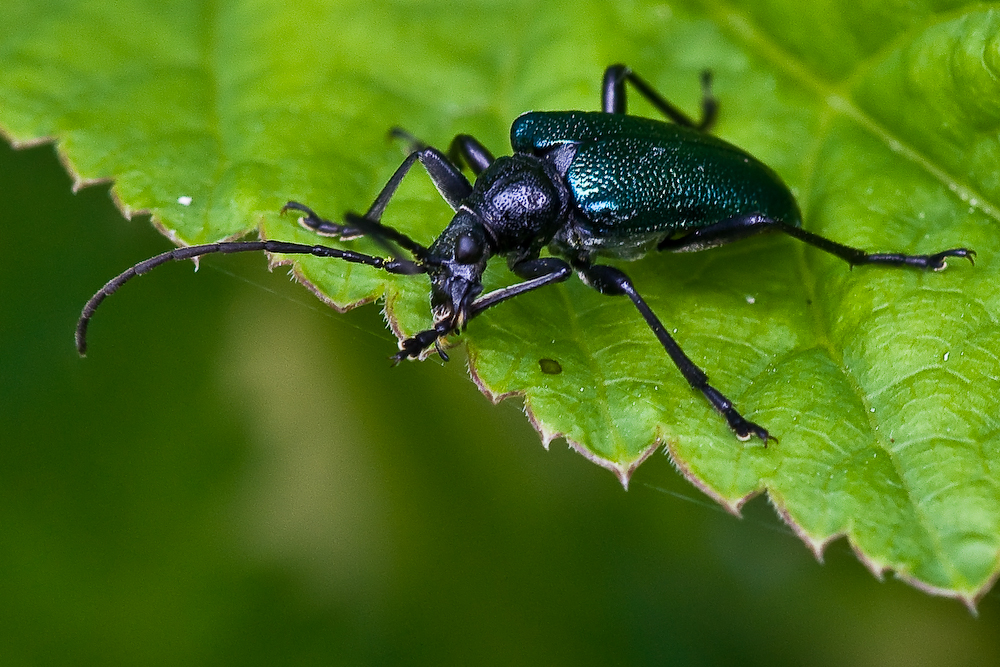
[
  {"left": 930, "top": 248, "right": 976, "bottom": 270},
  {"left": 280, "top": 200, "right": 318, "bottom": 218},
  {"left": 734, "top": 420, "right": 772, "bottom": 447}
]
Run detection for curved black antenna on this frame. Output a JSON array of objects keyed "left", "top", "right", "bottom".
[{"left": 75, "top": 240, "right": 426, "bottom": 356}]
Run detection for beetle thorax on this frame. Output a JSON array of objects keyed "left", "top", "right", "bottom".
[{"left": 464, "top": 155, "right": 568, "bottom": 257}]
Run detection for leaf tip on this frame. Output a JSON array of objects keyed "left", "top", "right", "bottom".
[
  {"left": 663, "top": 438, "right": 749, "bottom": 517},
  {"left": 560, "top": 436, "right": 659, "bottom": 490},
  {"left": 894, "top": 570, "right": 989, "bottom": 615}
]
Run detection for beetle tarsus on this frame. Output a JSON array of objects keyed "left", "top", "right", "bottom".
[
  {"left": 701, "top": 385, "right": 771, "bottom": 445},
  {"left": 283, "top": 200, "right": 364, "bottom": 239},
  {"left": 389, "top": 127, "right": 428, "bottom": 152},
  {"left": 394, "top": 325, "right": 450, "bottom": 362},
  {"left": 929, "top": 248, "right": 976, "bottom": 270},
  {"left": 732, "top": 418, "right": 771, "bottom": 447},
  {"left": 851, "top": 247, "right": 977, "bottom": 270}
]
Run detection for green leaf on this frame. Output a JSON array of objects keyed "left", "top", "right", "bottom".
[{"left": 3, "top": 0, "right": 999, "bottom": 603}]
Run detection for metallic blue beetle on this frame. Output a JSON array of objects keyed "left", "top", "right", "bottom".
[{"left": 77, "top": 65, "right": 973, "bottom": 443}]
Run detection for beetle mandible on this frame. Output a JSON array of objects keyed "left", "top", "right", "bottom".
[{"left": 76, "top": 65, "right": 974, "bottom": 443}]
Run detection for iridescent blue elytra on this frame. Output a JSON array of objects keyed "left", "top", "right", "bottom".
[
  {"left": 511, "top": 111, "right": 801, "bottom": 259},
  {"left": 77, "top": 65, "right": 973, "bottom": 444}
]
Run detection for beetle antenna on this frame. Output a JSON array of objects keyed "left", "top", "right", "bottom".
[{"left": 76, "top": 239, "right": 425, "bottom": 356}]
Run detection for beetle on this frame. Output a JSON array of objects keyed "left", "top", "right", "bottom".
[{"left": 76, "top": 64, "right": 974, "bottom": 443}]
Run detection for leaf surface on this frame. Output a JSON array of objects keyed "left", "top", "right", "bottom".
[{"left": 3, "top": 0, "right": 999, "bottom": 602}]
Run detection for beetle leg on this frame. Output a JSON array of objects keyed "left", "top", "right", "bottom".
[
  {"left": 283, "top": 202, "right": 424, "bottom": 273},
  {"left": 469, "top": 257, "right": 573, "bottom": 317},
  {"left": 289, "top": 140, "right": 474, "bottom": 264},
  {"left": 390, "top": 127, "right": 495, "bottom": 176},
  {"left": 659, "top": 213, "right": 975, "bottom": 270},
  {"left": 282, "top": 200, "right": 368, "bottom": 239},
  {"left": 386, "top": 128, "right": 474, "bottom": 210},
  {"left": 392, "top": 257, "right": 573, "bottom": 362},
  {"left": 602, "top": 64, "right": 717, "bottom": 131},
  {"left": 579, "top": 263, "right": 771, "bottom": 444},
  {"left": 448, "top": 134, "right": 496, "bottom": 175},
  {"left": 387, "top": 127, "right": 427, "bottom": 151},
  {"left": 390, "top": 127, "right": 487, "bottom": 186}
]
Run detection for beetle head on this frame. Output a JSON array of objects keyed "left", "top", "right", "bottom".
[{"left": 427, "top": 209, "right": 491, "bottom": 330}]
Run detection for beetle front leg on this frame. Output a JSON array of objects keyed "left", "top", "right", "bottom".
[
  {"left": 470, "top": 257, "right": 573, "bottom": 316},
  {"left": 287, "top": 141, "right": 474, "bottom": 264},
  {"left": 580, "top": 263, "right": 771, "bottom": 444},
  {"left": 283, "top": 201, "right": 368, "bottom": 239},
  {"left": 393, "top": 257, "right": 573, "bottom": 362},
  {"left": 386, "top": 129, "right": 475, "bottom": 211},
  {"left": 392, "top": 128, "right": 496, "bottom": 176},
  {"left": 283, "top": 200, "right": 425, "bottom": 274}
]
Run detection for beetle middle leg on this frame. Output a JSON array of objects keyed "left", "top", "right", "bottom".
[
  {"left": 602, "top": 64, "right": 717, "bottom": 131},
  {"left": 659, "top": 213, "right": 975, "bottom": 270},
  {"left": 580, "top": 263, "right": 770, "bottom": 443}
]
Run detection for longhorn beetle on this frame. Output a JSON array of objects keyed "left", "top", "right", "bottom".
[{"left": 77, "top": 65, "right": 974, "bottom": 443}]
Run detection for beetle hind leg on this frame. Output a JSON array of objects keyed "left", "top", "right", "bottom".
[
  {"left": 659, "top": 213, "right": 975, "bottom": 270},
  {"left": 602, "top": 64, "right": 717, "bottom": 131}
]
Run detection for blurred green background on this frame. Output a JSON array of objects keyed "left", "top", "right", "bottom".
[{"left": 2, "top": 137, "right": 1000, "bottom": 665}]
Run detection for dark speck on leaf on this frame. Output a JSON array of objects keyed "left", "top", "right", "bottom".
[{"left": 539, "top": 358, "right": 563, "bottom": 375}]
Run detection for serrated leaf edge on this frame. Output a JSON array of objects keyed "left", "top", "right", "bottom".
[{"left": 667, "top": 435, "right": 996, "bottom": 611}]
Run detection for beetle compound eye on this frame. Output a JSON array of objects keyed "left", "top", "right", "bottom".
[{"left": 455, "top": 233, "right": 483, "bottom": 264}]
